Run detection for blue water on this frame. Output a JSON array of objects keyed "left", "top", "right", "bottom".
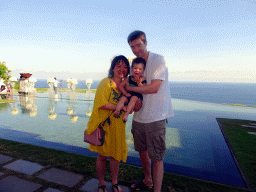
[
  {"left": 35, "top": 80, "right": 256, "bottom": 106},
  {"left": 1, "top": 92, "right": 255, "bottom": 188}
]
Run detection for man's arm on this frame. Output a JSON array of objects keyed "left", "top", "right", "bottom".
[{"left": 126, "top": 79, "right": 162, "bottom": 94}]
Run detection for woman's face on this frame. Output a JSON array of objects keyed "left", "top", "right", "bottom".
[{"left": 112, "top": 60, "right": 128, "bottom": 79}]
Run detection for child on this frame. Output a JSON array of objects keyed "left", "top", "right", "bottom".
[{"left": 114, "top": 57, "right": 147, "bottom": 122}]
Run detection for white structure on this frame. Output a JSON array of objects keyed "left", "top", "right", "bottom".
[
  {"left": 28, "top": 77, "right": 37, "bottom": 91},
  {"left": 86, "top": 78, "right": 93, "bottom": 90},
  {"left": 19, "top": 73, "right": 33, "bottom": 94},
  {"left": 86, "top": 78, "right": 93, "bottom": 99},
  {"left": 66, "top": 78, "right": 78, "bottom": 92},
  {"left": 47, "top": 78, "right": 55, "bottom": 90}
]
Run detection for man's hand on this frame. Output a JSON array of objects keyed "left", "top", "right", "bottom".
[{"left": 131, "top": 99, "right": 142, "bottom": 113}]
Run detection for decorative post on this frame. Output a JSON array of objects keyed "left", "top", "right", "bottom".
[
  {"left": 70, "top": 78, "right": 78, "bottom": 92},
  {"left": 47, "top": 78, "right": 55, "bottom": 91},
  {"left": 86, "top": 78, "right": 93, "bottom": 99}
]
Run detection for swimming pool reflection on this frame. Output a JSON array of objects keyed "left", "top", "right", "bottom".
[
  {"left": 19, "top": 94, "right": 37, "bottom": 117},
  {"left": 1, "top": 92, "right": 255, "bottom": 188}
]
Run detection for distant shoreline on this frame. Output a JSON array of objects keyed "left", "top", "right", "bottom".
[
  {"left": 1, "top": 88, "right": 255, "bottom": 108},
  {"left": 35, "top": 88, "right": 97, "bottom": 94}
]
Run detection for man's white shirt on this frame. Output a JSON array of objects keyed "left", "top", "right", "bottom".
[{"left": 133, "top": 52, "right": 174, "bottom": 123}]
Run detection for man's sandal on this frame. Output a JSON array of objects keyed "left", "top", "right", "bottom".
[
  {"left": 112, "top": 183, "right": 122, "bottom": 192},
  {"left": 98, "top": 185, "right": 107, "bottom": 192},
  {"left": 129, "top": 180, "right": 153, "bottom": 191}
]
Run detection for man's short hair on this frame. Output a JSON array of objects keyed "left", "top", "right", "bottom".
[
  {"left": 127, "top": 30, "right": 146, "bottom": 44},
  {"left": 132, "top": 58, "right": 146, "bottom": 70}
]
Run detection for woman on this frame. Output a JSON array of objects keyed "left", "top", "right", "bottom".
[{"left": 86, "top": 55, "right": 130, "bottom": 192}]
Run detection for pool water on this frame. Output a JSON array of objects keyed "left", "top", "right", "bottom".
[{"left": 1, "top": 92, "right": 255, "bottom": 188}]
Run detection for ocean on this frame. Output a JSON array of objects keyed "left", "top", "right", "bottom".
[{"left": 35, "top": 79, "right": 256, "bottom": 106}]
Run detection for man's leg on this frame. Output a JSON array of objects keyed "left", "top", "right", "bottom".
[
  {"left": 139, "top": 150, "right": 153, "bottom": 186},
  {"left": 131, "top": 120, "right": 153, "bottom": 190},
  {"left": 147, "top": 119, "right": 166, "bottom": 192},
  {"left": 152, "top": 160, "right": 164, "bottom": 192}
]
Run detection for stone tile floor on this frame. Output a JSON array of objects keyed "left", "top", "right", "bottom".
[{"left": 0, "top": 154, "right": 130, "bottom": 192}]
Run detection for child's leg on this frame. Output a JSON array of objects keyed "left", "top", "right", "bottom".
[
  {"left": 122, "top": 96, "right": 138, "bottom": 122},
  {"left": 114, "top": 96, "right": 128, "bottom": 117}
]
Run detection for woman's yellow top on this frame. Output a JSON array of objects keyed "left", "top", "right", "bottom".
[{"left": 87, "top": 78, "right": 127, "bottom": 162}]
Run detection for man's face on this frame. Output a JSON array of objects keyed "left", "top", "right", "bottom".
[{"left": 129, "top": 38, "right": 147, "bottom": 59}]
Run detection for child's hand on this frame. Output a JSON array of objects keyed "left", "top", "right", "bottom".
[
  {"left": 125, "top": 93, "right": 131, "bottom": 97},
  {"left": 134, "top": 76, "right": 142, "bottom": 84},
  {"left": 133, "top": 75, "right": 140, "bottom": 83}
]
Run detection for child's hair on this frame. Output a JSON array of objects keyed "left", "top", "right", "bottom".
[{"left": 132, "top": 58, "right": 146, "bottom": 70}]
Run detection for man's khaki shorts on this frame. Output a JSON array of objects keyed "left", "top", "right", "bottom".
[{"left": 131, "top": 119, "right": 166, "bottom": 161}]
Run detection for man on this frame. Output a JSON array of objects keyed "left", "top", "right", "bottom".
[
  {"left": 127, "top": 30, "right": 173, "bottom": 192},
  {"left": 53, "top": 77, "right": 58, "bottom": 94}
]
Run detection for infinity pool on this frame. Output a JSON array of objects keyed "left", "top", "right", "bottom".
[{"left": 1, "top": 92, "right": 255, "bottom": 189}]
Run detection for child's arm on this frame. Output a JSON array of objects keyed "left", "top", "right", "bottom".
[
  {"left": 119, "top": 77, "right": 131, "bottom": 97},
  {"left": 136, "top": 76, "right": 147, "bottom": 87}
]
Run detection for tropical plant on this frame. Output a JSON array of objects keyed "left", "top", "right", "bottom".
[{"left": 0, "top": 61, "right": 11, "bottom": 80}]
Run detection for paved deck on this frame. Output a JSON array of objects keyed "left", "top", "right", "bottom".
[{"left": 0, "top": 154, "right": 130, "bottom": 192}]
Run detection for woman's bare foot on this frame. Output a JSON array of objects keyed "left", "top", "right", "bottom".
[{"left": 112, "top": 184, "right": 123, "bottom": 192}]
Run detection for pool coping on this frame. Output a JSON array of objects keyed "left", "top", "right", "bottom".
[{"left": 0, "top": 127, "right": 251, "bottom": 190}]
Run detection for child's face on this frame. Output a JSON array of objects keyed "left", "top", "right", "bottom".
[{"left": 132, "top": 63, "right": 145, "bottom": 77}]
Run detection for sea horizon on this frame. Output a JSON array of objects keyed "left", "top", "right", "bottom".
[{"left": 34, "top": 79, "right": 256, "bottom": 107}]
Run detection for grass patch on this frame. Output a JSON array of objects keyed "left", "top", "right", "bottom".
[
  {"left": 35, "top": 88, "right": 96, "bottom": 93},
  {"left": 222, "top": 104, "right": 256, "bottom": 108},
  {"left": 35, "top": 88, "right": 49, "bottom": 93},
  {"left": 217, "top": 118, "right": 256, "bottom": 191},
  {"left": 0, "top": 99, "right": 16, "bottom": 104}
]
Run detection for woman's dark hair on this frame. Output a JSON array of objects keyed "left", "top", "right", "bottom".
[
  {"left": 132, "top": 58, "right": 146, "bottom": 70},
  {"left": 108, "top": 55, "right": 130, "bottom": 78},
  {"left": 127, "top": 30, "right": 146, "bottom": 44}
]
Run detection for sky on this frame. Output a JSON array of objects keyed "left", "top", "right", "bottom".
[{"left": 1, "top": 0, "right": 256, "bottom": 82}]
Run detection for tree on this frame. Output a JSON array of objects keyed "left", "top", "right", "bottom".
[{"left": 0, "top": 61, "right": 11, "bottom": 80}]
